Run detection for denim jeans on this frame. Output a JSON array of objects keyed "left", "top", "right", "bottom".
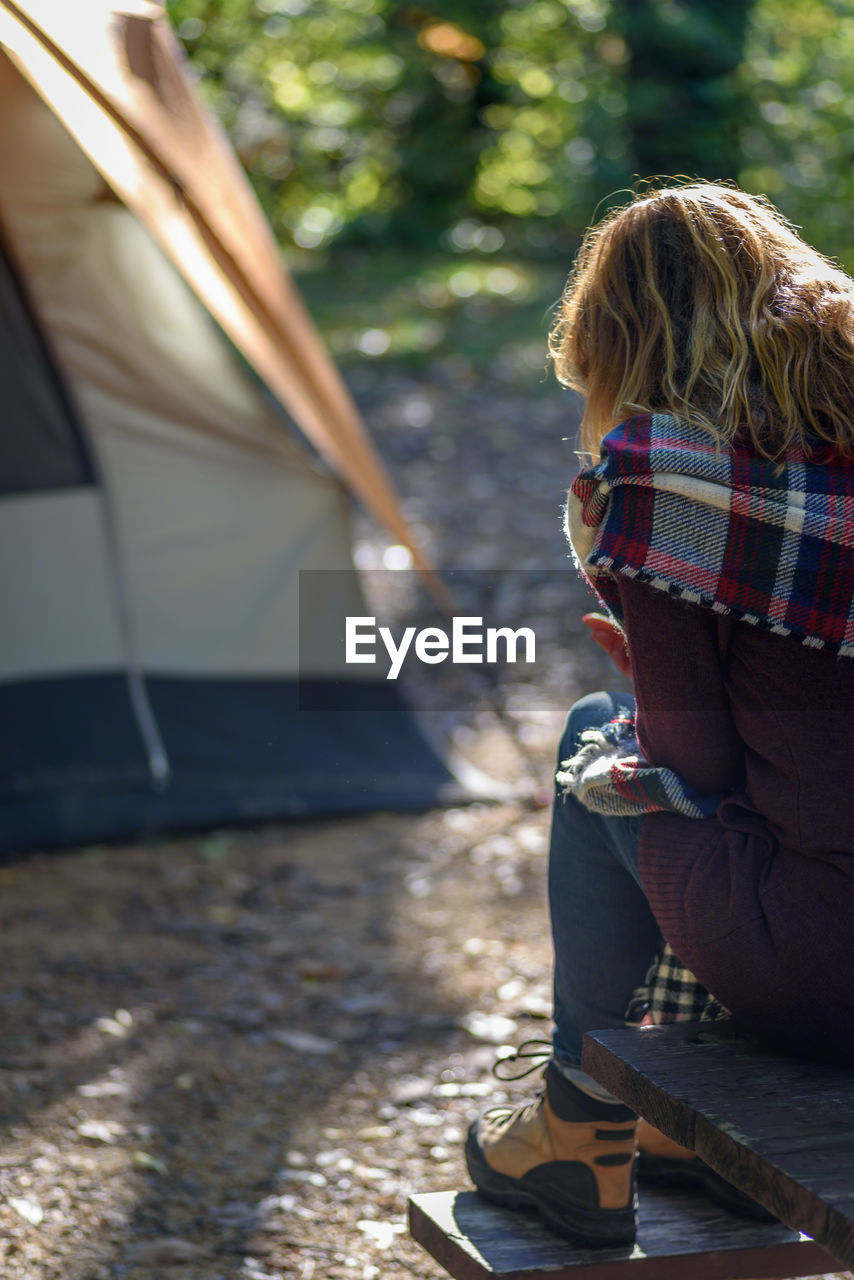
[{"left": 549, "top": 691, "right": 664, "bottom": 1067}]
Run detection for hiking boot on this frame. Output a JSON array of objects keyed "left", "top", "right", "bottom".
[
  {"left": 465, "top": 1058, "right": 638, "bottom": 1246},
  {"left": 637, "top": 1119, "right": 776, "bottom": 1221}
]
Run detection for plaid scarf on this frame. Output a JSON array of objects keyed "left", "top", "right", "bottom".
[
  {"left": 567, "top": 411, "right": 854, "bottom": 656},
  {"left": 555, "top": 711, "right": 720, "bottom": 820}
]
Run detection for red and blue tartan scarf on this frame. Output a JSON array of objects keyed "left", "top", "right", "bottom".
[
  {"left": 554, "top": 711, "right": 719, "bottom": 819},
  {"left": 567, "top": 411, "right": 854, "bottom": 657}
]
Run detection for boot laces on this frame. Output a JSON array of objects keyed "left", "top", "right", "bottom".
[
  {"left": 482, "top": 1039, "right": 553, "bottom": 1123},
  {"left": 492, "top": 1038, "right": 552, "bottom": 1082}
]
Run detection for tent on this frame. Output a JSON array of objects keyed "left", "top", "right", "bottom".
[{"left": 0, "top": 0, "right": 457, "bottom": 853}]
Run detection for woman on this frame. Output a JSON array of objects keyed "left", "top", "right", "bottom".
[{"left": 465, "top": 182, "right": 854, "bottom": 1247}]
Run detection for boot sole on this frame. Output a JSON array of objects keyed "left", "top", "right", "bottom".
[
  {"left": 638, "top": 1153, "right": 777, "bottom": 1222},
  {"left": 465, "top": 1128, "right": 637, "bottom": 1248}
]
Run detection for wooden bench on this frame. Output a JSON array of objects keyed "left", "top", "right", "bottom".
[
  {"left": 581, "top": 1021, "right": 854, "bottom": 1271},
  {"left": 409, "top": 1020, "right": 850, "bottom": 1279}
]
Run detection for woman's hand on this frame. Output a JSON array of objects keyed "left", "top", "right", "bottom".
[{"left": 582, "top": 612, "right": 632, "bottom": 678}]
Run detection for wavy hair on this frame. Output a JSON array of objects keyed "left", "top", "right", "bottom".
[{"left": 550, "top": 182, "right": 854, "bottom": 460}]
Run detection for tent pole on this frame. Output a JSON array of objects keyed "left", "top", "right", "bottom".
[{"left": 94, "top": 472, "right": 172, "bottom": 790}]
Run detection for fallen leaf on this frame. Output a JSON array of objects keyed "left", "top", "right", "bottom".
[
  {"left": 77, "top": 1120, "right": 125, "bottom": 1144},
  {"left": 8, "top": 1196, "right": 43, "bottom": 1225},
  {"left": 354, "top": 1164, "right": 394, "bottom": 1182},
  {"left": 460, "top": 1010, "right": 517, "bottom": 1043},
  {"left": 132, "top": 1150, "right": 168, "bottom": 1174},
  {"left": 357, "top": 1219, "right": 406, "bottom": 1250},
  {"left": 78, "top": 1080, "right": 128, "bottom": 1098},
  {"left": 94, "top": 1017, "right": 129, "bottom": 1039},
  {"left": 269, "top": 1030, "right": 335, "bottom": 1055},
  {"left": 390, "top": 1077, "right": 433, "bottom": 1105}
]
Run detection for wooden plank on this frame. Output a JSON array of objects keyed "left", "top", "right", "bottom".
[
  {"left": 409, "top": 1187, "right": 835, "bottom": 1280},
  {"left": 582, "top": 1022, "right": 854, "bottom": 1270}
]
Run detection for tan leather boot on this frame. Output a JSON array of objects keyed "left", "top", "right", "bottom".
[
  {"left": 465, "top": 1062, "right": 638, "bottom": 1245},
  {"left": 637, "top": 1119, "right": 775, "bottom": 1220}
]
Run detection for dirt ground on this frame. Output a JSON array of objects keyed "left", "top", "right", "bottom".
[
  {"left": 2, "top": 362, "right": 848, "bottom": 1279},
  {"left": 0, "top": 759, "right": 559, "bottom": 1279}
]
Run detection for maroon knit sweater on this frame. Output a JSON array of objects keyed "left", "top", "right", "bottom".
[{"left": 616, "top": 575, "right": 854, "bottom": 1066}]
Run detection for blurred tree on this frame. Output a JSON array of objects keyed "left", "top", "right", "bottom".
[
  {"left": 168, "top": 0, "right": 408, "bottom": 247},
  {"left": 166, "top": 0, "right": 854, "bottom": 268},
  {"left": 166, "top": 0, "right": 614, "bottom": 250},
  {"left": 167, "top": 0, "right": 510, "bottom": 248},
  {"left": 470, "top": 0, "right": 622, "bottom": 245},
  {"left": 612, "top": 0, "right": 757, "bottom": 183},
  {"left": 737, "top": 0, "right": 854, "bottom": 269},
  {"left": 381, "top": 4, "right": 503, "bottom": 244}
]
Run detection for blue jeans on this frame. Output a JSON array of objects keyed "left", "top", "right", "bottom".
[{"left": 550, "top": 692, "right": 664, "bottom": 1067}]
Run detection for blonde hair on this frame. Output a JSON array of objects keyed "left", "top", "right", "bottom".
[{"left": 550, "top": 182, "right": 854, "bottom": 460}]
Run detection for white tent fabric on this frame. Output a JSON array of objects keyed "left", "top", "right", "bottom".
[
  {"left": 0, "top": 0, "right": 445, "bottom": 598},
  {"left": 0, "top": 50, "right": 362, "bottom": 678}
]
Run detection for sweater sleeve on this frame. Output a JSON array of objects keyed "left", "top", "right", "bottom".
[{"left": 615, "top": 575, "right": 744, "bottom": 796}]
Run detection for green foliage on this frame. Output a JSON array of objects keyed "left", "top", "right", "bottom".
[
  {"left": 166, "top": 0, "right": 621, "bottom": 251},
  {"left": 294, "top": 246, "right": 565, "bottom": 376},
  {"left": 738, "top": 0, "right": 854, "bottom": 268},
  {"left": 167, "top": 0, "right": 505, "bottom": 248},
  {"left": 613, "top": 0, "right": 756, "bottom": 182},
  {"left": 472, "top": 2, "right": 633, "bottom": 241},
  {"left": 166, "top": 0, "right": 854, "bottom": 270}
]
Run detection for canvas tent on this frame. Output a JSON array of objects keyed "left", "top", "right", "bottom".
[{"left": 0, "top": 0, "right": 456, "bottom": 853}]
